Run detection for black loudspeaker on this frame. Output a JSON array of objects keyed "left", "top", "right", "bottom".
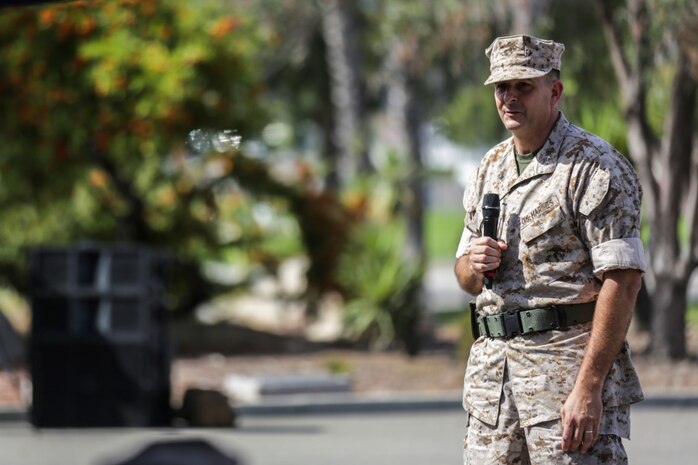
[{"left": 29, "top": 242, "right": 171, "bottom": 427}]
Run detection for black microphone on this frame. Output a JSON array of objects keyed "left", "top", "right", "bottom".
[{"left": 482, "top": 193, "right": 500, "bottom": 289}]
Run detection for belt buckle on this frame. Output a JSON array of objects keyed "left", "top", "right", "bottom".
[{"left": 502, "top": 311, "right": 522, "bottom": 338}]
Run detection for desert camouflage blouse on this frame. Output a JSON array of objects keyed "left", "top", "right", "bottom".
[{"left": 456, "top": 112, "right": 646, "bottom": 434}]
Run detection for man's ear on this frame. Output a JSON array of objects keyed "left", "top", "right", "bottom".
[{"left": 551, "top": 80, "right": 563, "bottom": 105}]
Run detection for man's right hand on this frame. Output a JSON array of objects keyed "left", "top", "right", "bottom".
[
  {"left": 455, "top": 237, "right": 507, "bottom": 294},
  {"left": 469, "top": 236, "right": 507, "bottom": 274}
]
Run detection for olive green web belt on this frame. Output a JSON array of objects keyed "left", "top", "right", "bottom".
[{"left": 471, "top": 302, "right": 596, "bottom": 339}]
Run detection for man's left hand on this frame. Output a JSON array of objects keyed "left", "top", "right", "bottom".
[{"left": 560, "top": 385, "right": 602, "bottom": 454}]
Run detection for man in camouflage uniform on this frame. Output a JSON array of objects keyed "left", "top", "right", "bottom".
[{"left": 454, "top": 35, "right": 646, "bottom": 464}]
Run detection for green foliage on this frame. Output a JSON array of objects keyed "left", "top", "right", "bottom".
[
  {"left": 646, "top": 62, "right": 677, "bottom": 136},
  {"left": 440, "top": 0, "right": 638, "bottom": 150},
  {"left": 544, "top": 0, "right": 618, "bottom": 115},
  {"left": 337, "top": 221, "right": 425, "bottom": 354},
  {"left": 4, "top": 0, "right": 690, "bottom": 349},
  {"left": 362, "top": 0, "right": 491, "bottom": 110},
  {"left": 365, "top": 0, "right": 482, "bottom": 67},
  {"left": 442, "top": 84, "right": 504, "bottom": 146},
  {"left": 0, "top": 0, "right": 270, "bottom": 300},
  {"left": 576, "top": 102, "right": 629, "bottom": 155},
  {"left": 548, "top": 0, "right": 694, "bottom": 142},
  {"left": 426, "top": 209, "right": 464, "bottom": 259}
]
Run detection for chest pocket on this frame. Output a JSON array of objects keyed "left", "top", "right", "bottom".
[
  {"left": 520, "top": 201, "right": 564, "bottom": 247},
  {"left": 518, "top": 199, "right": 575, "bottom": 282}
]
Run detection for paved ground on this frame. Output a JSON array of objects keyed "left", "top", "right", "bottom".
[{"left": 0, "top": 403, "right": 696, "bottom": 465}]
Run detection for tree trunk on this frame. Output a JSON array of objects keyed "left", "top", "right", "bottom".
[
  {"left": 404, "top": 88, "right": 426, "bottom": 262},
  {"left": 649, "top": 276, "right": 689, "bottom": 358},
  {"left": 593, "top": 0, "right": 698, "bottom": 359},
  {"left": 320, "top": 0, "right": 363, "bottom": 188},
  {"left": 90, "top": 144, "right": 150, "bottom": 242},
  {"left": 634, "top": 278, "right": 651, "bottom": 332},
  {"left": 644, "top": 50, "right": 697, "bottom": 359},
  {"left": 403, "top": 84, "right": 426, "bottom": 357},
  {"left": 320, "top": 101, "right": 340, "bottom": 191}
]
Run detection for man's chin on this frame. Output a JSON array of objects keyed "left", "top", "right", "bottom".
[
  {"left": 503, "top": 120, "right": 523, "bottom": 131},
  {"left": 501, "top": 112, "right": 523, "bottom": 124}
]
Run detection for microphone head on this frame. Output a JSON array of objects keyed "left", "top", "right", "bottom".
[{"left": 482, "top": 193, "right": 500, "bottom": 215}]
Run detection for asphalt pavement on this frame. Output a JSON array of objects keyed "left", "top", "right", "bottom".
[{"left": 0, "top": 401, "right": 696, "bottom": 465}]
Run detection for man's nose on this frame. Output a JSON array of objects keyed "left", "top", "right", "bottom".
[{"left": 502, "top": 88, "right": 519, "bottom": 102}]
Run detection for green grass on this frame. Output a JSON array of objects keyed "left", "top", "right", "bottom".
[
  {"left": 688, "top": 303, "right": 698, "bottom": 327},
  {"left": 426, "top": 209, "right": 464, "bottom": 259}
]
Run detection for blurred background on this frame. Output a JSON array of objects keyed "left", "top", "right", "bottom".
[{"left": 0, "top": 0, "right": 697, "bottom": 460}]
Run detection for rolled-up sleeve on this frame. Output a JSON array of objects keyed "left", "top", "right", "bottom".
[
  {"left": 591, "top": 238, "right": 646, "bottom": 278},
  {"left": 576, "top": 150, "right": 646, "bottom": 278},
  {"left": 456, "top": 226, "right": 474, "bottom": 259}
]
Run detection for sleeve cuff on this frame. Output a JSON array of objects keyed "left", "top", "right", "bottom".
[
  {"left": 455, "top": 228, "right": 474, "bottom": 259},
  {"left": 591, "top": 238, "right": 647, "bottom": 278}
]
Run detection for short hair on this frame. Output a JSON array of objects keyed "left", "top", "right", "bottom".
[{"left": 546, "top": 69, "right": 560, "bottom": 82}]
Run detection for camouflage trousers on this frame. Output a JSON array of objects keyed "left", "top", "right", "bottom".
[{"left": 463, "top": 366, "right": 628, "bottom": 465}]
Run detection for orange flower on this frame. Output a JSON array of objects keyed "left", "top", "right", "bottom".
[
  {"left": 57, "top": 19, "right": 75, "bottom": 39},
  {"left": 76, "top": 17, "right": 97, "bottom": 36},
  {"left": 39, "top": 8, "right": 56, "bottom": 26},
  {"left": 157, "top": 187, "right": 177, "bottom": 207},
  {"left": 89, "top": 169, "right": 109, "bottom": 189},
  {"left": 139, "top": 0, "right": 158, "bottom": 16},
  {"left": 129, "top": 119, "right": 153, "bottom": 137},
  {"left": 343, "top": 191, "right": 368, "bottom": 219},
  {"left": 209, "top": 17, "right": 238, "bottom": 38}
]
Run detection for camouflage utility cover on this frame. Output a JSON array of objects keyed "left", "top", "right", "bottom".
[
  {"left": 456, "top": 112, "right": 645, "bottom": 430},
  {"left": 484, "top": 35, "right": 565, "bottom": 85}
]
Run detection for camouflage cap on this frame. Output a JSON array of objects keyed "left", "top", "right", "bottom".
[{"left": 484, "top": 35, "right": 565, "bottom": 85}]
